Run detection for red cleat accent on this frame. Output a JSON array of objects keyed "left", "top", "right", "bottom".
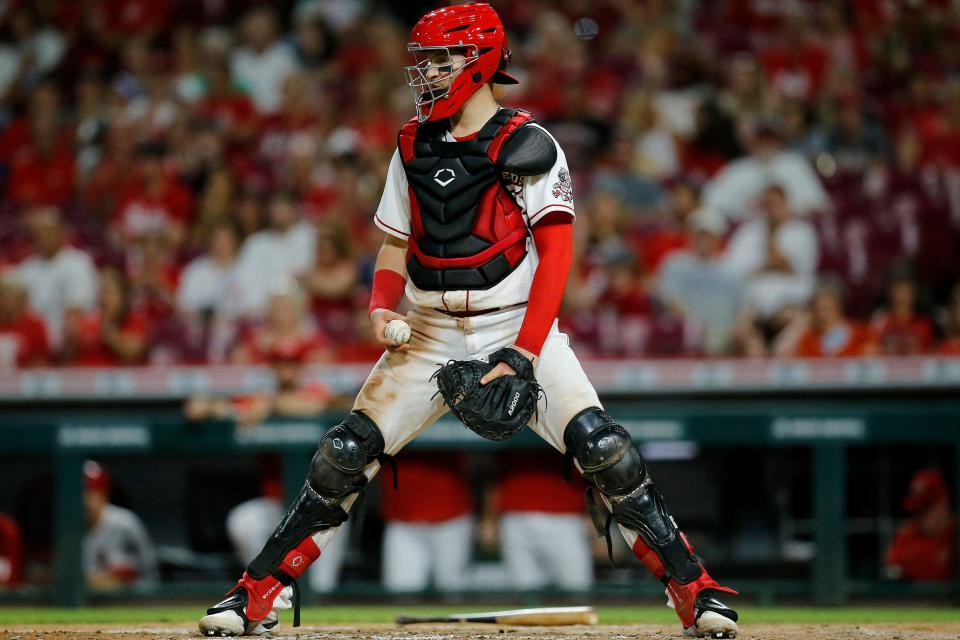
[
  {"left": 631, "top": 534, "right": 737, "bottom": 630},
  {"left": 667, "top": 572, "right": 738, "bottom": 629},
  {"left": 235, "top": 571, "right": 288, "bottom": 623}
]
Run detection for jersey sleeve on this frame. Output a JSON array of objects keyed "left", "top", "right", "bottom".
[
  {"left": 373, "top": 149, "right": 412, "bottom": 239},
  {"left": 520, "top": 126, "right": 575, "bottom": 227}
]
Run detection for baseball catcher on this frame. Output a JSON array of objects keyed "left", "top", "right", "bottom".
[{"left": 200, "top": 3, "right": 738, "bottom": 638}]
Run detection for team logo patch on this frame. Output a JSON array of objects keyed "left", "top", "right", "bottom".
[
  {"left": 434, "top": 168, "right": 456, "bottom": 187},
  {"left": 552, "top": 167, "right": 573, "bottom": 203}
]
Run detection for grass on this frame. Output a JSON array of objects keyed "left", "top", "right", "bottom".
[{"left": 0, "top": 605, "right": 958, "bottom": 626}]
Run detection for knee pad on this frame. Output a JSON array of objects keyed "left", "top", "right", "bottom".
[
  {"left": 563, "top": 407, "right": 647, "bottom": 497},
  {"left": 308, "top": 411, "right": 385, "bottom": 501}
]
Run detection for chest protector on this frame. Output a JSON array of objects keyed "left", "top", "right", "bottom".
[{"left": 398, "top": 108, "right": 533, "bottom": 291}]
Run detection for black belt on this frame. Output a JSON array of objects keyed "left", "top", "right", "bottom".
[{"left": 434, "top": 302, "right": 526, "bottom": 318}]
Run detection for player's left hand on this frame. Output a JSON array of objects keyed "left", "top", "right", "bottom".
[{"left": 480, "top": 345, "right": 534, "bottom": 385}]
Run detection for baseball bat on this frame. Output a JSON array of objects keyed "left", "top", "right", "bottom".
[{"left": 395, "top": 606, "right": 598, "bottom": 626}]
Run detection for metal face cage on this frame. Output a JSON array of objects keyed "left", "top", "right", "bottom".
[{"left": 403, "top": 44, "right": 479, "bottom": 122}]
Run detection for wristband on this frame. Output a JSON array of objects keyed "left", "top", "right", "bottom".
[{"left": 369, "top": 269, "right": 406, "bottom": 316}]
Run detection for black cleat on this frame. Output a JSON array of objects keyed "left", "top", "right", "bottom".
[
  {"left": 198, "top": 585, "right": 281, "bottom": 637},
  {"left": 685, "top": 590, "right": 739, "bottom": 639}
]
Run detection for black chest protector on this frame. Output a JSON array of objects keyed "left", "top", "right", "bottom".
[{"left": 397, "top": 108, "right": 557, "bottom": 291}]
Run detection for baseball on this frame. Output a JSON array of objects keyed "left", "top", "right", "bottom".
[{"left": 384, "top": 319, "right": 411, "bottom": 344}]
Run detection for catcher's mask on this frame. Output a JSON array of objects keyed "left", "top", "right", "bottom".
[{"left": 404, "top": 2, "right": 517, "bottom": 123}]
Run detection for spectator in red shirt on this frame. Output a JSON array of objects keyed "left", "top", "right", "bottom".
[
  {"left": 89, "top": 0, "right": 170, "bottom": 43},
  {"left": 759, "top": 15, "right": 829, "bottom": 104},
  {"left": 60, "top": 267, "right": 149, "bottom": 366},
  {"left": 84, "top": 118, "right": 139, "bottom": 221},
  {"left": 7, "top": 94, "right": 75, "bottom": 208},
  {"left": 196, "top": 59, "right": 258, "bottom": 148},
  {"left": 917, "top": 80, "right": 960, "bottom": 169},
  {"left": 127, "top": 231, "right": 181, "bottom": 323},
  {"left": 301, "top": 220, "right": 360, "bottom": 346},
  {"left": 379, "top": 452, "right": 474, "bottom": 593},
  {"left": 113, "top": 142, "right": 194, "bottom": 249},
  {"left": 937, "top": 284, "right": 960, "bottom": 355},
  {"left": 255, "top": 72, "right": 319, "bottom": 186},
  {"left": 595, "top": 255, "right": 654, "bottom": 357},
  {"left": 885, "top": 468, "right": 955, "bottom": 582},
  {"left": 636, "top": 179, "right": 699, "bottom": 275},
  {"left": 0, "top": 277, "right": 50, "bottom": 368},
  {"left": 231, "top": 280, "right": 330, "bottom": 364},
  {"left": 778, "top": 278, "right": 877, "bottom": 358},
  {"left": 870, "top": 273, "right": 934, "bottom": 355},
  {"left": 1, "top": 82, "right": 59, "bottom": 166}
]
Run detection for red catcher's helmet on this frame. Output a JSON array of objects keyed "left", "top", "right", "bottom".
[{"left": 404, "top": 3, "right": 517, "bottom": 123}]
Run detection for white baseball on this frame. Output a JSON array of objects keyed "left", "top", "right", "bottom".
[{"left": 384, "top": 319, "right": 411, "bottom": 344}]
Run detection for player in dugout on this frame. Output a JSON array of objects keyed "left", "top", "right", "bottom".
[{"left": 199, "top": 4, "right": 738, "bottom": 638}]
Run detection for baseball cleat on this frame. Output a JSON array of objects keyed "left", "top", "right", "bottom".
[
  {"left": 199, "top": 605, "right": 279, "bottom": 637},
  {"left": 198, "top": 574, "right": 290, "bottom": 637},
  {"left": 681, "top": 590, "right": 739, "bottom": 639}
]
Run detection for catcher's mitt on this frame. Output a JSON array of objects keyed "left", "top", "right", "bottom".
[{"left": 432, "top": 347, "right": 541, "bottom": 441}]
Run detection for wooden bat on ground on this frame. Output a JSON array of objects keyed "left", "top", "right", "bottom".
[{"left": 395, "top": 606, "right": 598, "bottom": 626}]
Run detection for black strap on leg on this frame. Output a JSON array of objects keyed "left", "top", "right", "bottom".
[
  {"left": 291, "top": 578, "right": 301, "bottom": 627},
  {"left": 350, "top": 488, "right": 368, "bottom": 551},
  {"left": 603, "top": 513, "right": 616, "bottom": 568},
  {"left": 378, "top": 453, "right": 398, "bottom": 489},
  {"left": 585, "top": 487, "right": 616, "bottom": 567},
  {"left": 562, "top": 450, "right": 573, "bottom": 482},
  {"left": 271, "top": 571, "right": 301, "bottom": 628}
]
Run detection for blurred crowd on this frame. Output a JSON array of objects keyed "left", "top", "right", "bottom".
[{"left": 2, "top": 0, "right": 960, "bottom": 367}]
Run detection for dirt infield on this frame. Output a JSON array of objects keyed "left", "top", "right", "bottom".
[{"left": 3, "top": 622, "right": 960, "bottom": 640}]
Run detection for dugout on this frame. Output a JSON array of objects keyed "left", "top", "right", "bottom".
[{"left": 0, "top": 357, "right": 958, "bottom": 608}]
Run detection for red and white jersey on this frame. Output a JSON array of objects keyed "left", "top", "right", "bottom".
[{"left": 374, "top": 121, "right": 574, "bottom": 312}]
